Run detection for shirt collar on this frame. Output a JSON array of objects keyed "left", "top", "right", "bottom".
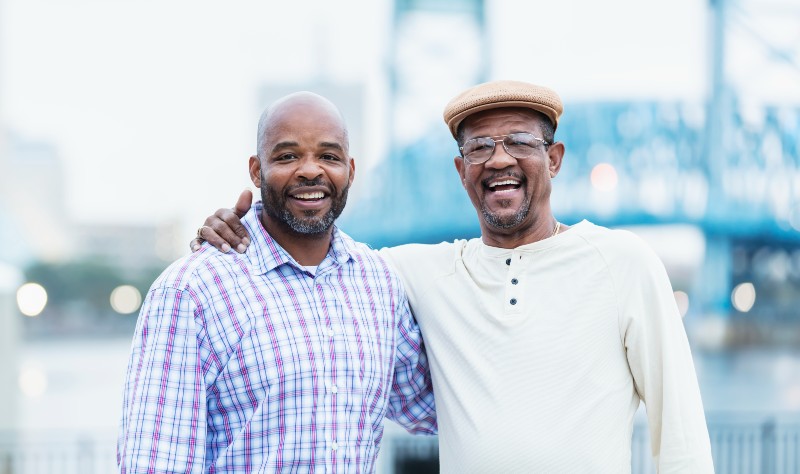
[{"left": 242, "top": 201, "right": 354, "bottom": 275}]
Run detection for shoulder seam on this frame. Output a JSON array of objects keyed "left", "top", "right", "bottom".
[
  {"left": 156, "top": 247, "right": 231, "bottom": 292},
  {"left": 573, "top": 233, "right": 626, "bottom": 349}
]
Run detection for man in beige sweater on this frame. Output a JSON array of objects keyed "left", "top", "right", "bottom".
[{"left": 192, "top": 80, "right": 714, "bottom": 472}]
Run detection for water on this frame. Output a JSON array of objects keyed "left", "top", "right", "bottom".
[
  {"left": 695, "top": 348, "right": 800, "bottom": 415},
  {"left": 17, "top": 337, "right": 132, "bottom": 434}
]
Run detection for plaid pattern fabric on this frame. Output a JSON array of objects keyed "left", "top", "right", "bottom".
[{"left": 117, "top": 202, "right": 436, "bottom": 473}]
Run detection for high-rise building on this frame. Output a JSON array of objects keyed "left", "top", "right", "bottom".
[{"left": 0, "top": 132, "right": 72, "bottom": 265}]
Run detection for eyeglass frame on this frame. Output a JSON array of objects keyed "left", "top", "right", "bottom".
[{"left": 459, "top": 132, "right": 551, "bottom": 165}]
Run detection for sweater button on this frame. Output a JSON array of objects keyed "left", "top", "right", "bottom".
[
  {"left": 511, "top": 278, "right": 518, "bottom": 285},
  {"left": 510, "top": 298, "right": 517, "bottom": 305},
  {"left": 505, "top": 258, "right": 511, "bottom": 265}
]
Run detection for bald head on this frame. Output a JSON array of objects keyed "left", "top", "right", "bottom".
[
  {"left": 249, "top": 90, "right": 356, "bottom": 242},
  {"left": 256, "top": 91, "right": 349, "bottom": 158}
]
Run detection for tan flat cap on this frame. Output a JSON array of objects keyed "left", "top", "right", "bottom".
[{"left": 443, "top": 80, "right": 563, "bottom": 138}]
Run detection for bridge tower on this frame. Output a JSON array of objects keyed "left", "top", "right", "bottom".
[
  {"left": 698, "top": 0, "right": 800, "bottom": 323},
  {"left": 342, "top": 0, "right": 489, "bottom": 246}
]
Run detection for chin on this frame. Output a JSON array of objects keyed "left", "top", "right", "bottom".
[{"left": 480, "top": 203, "right": 530, "bottom": 230}]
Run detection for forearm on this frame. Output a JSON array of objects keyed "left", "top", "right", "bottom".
[{"left": 385, "top": 306, "right": 437, "bottom": 434}]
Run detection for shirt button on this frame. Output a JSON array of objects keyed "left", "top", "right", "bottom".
[
  {"left": 510, "top": 298, "right": 517, "bottom": 305},
  {"left": 327, "top": 328, "right": 335, "bottom": 337},
  {"left": 331, "top": 385, "right": 338, "bottom": 394},
  {"left": 505, "top": 258, "right": 511, "bottom": 265},
  {"left": 331, "top": 441, "right": 339, "bottom": 451},
  {"left": 511, "top": 278, "right": 518, "bottom": 285}
]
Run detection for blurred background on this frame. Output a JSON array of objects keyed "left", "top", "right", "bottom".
[{"left": 1, "top": 0, "right": 799, "bottom": 472}]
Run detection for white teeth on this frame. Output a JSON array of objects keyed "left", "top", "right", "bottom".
[
  {"left": 489, "top": 179, "right": 519, "bottom": 188},
  {"left": 294, "top": 192, "right": 325, "bottom": 200}
]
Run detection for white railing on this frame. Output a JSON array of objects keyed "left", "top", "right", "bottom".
[{"left": 1, "top": 417, "right": 798, "bottom": 473}]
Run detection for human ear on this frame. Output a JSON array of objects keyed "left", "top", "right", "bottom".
[
  {"left": 453, "top": 156, "right": 466, "bottom": 186},
  {"left": 547, "top": 143, "right": 565, "bottom": 178},
  {"left": 249, "top": 156, "right": 262, "bottom": 187},
  {"left": 348, "top": 157, "right": 356, "bottom": 187}
]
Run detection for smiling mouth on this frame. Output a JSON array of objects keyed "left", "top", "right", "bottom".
[
  {"left": 291, "top": 191, "right": 327, "bottom": 200},
  {"left": 485, "top": 178, "right": 522, "bottom": 192}
]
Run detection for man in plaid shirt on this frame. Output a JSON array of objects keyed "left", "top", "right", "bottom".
[{"left": 117, "top": 92, "right": 436, "bottom": 473}]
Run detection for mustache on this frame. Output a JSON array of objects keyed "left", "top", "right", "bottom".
[
  {"left": 481, "top": 171, "right": 525, "bottom": 187},
  {"left": 285, "top": 178, "right": 333, "bottom": 194}
]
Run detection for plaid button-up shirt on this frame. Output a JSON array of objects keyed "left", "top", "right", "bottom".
[{"left": 118, "top": 202, "right": 436, "bottom": 473}]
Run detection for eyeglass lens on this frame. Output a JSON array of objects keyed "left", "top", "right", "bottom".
[{"left": 462, "top": 133, "right": 543, "bottom": 163}]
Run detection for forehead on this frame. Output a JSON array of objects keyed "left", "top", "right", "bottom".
[
  {"left": 460, "top": 107, "right": 544, "bottom": 138},
  {"left": 263, "top": 101, "right": 348, "bottom": 149}
]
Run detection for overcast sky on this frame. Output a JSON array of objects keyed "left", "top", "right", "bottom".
[{"left": 2, "top": 0, "right": 798, "bottom": 237}]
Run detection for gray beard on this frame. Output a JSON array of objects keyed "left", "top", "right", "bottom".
[
  {"left": 481, "top": 199, "right": 531, "bottom": 229},
  {"left": 261, "top": 174, "right": 349, "bottom": 235},
  {"left": 269, "top": 205, "right": 338, "bottom": 235}
]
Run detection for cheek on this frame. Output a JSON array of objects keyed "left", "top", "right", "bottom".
[
  {"left": 523, "top": 161, "right": 548, "bottom": 182},
  {"left": 332, "top": 164, "right": 356, "bottom": 185},
  {"left": 463, "top": 167, "right": 482, "bottom": 186},
  {"left": 261, "top": 171, "right": 288, "bottom": 192},
  {"left": 464, "top": 173, "right": 484, "bottom": 201}
]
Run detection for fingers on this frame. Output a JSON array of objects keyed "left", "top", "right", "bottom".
[
  {"left": 194, "top": 217, "right": 233, "bottom": 253},
  {"left": 234, "top": 189, "right": 253, "bottom": 217},
  {"left": 206, "top": 209, "right": 250, "bottom": 253},
  {"left": 190, "top": 226, "right": 215, "bottom": 252},
  {"left": 189, "top": 189, "right": 254, "bottom": 255},
  {"left": 190, "top": 238, "right": 203, "bottom": 253}
]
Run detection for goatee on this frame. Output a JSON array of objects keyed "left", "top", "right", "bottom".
[
  {"left": 261, "top": 174, "right": 349, "bottom": 235},
  {"left": 481, "top": 199, "right": 530, "bottom": 229}
]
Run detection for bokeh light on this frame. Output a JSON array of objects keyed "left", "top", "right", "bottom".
[
  {"left": 673, "top": 290, "right": 690, "bottom": 318},
  {"left": 19, "top": 364, "right": 48, "bottom": 398},
  {"left": 110, "top": 285, "right": 143, "bottom": 314},
  {"left": 731, "top": 282, "right": 756, "bottom": 313},
  {"left": 590, "top": 163, "right": 618, "bottom": 192},
  {"left": 16, "top": 282, "right": 48, "bottom": 317}
]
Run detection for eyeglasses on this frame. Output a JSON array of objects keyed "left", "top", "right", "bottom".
[{"left": 459, "top": 132, "right": 550, "bottom": 165}]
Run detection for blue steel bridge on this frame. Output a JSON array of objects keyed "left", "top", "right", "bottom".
[
  {"left": 342, "top": 100, "right": 800, "bottom": 245},
  {"left": 338, "top": 100, "right": 800, "bottom": 324},
  {"left": 337, "top": 0, "right": 800, "bottom": 329}
]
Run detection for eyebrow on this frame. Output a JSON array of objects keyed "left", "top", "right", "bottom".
[
  {"left": 319, "top": 142, "right": 344, "bottom": 151},
  {"left": 270, "top": 141, "right": 299, "bottom": 153},
  {"left": 270, "top": 141, "right": 345, "bottom": 153}
]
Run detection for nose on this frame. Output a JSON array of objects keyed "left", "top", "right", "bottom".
[
  {"left": 484, "top": 140, "right": 517, "bottom": 169},
  {"left": 295, "top": 155, "right": 324, "bottom": 180}
]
